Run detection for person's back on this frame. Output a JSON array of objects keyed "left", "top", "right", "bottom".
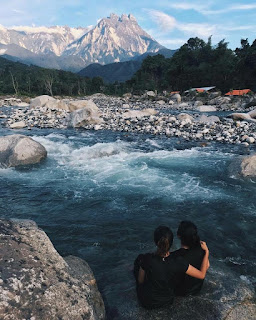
[
  {"left": 173, "top": 246, "right": 205, "bottom": 295},
  {"left": 136, "top": 252, "right": 189, "bottom": 308},
  {"left": 173, "top": 221, "right": 206, "bottom": 296}
]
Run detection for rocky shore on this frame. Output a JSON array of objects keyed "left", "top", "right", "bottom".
[
  {"left": 0, "top": 219, "right": 105, "bottom": 320},
  {"left": 0, "top": 219, "right": 255, "bottom": 320},
  {"left": 1, "top": 93, "right": 256, "bottom": 146}
]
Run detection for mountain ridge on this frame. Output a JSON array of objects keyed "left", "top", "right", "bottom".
[{"left": 0, "top": 14, "right": 166, "bottom": 71}]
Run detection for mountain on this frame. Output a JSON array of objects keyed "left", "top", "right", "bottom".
[
  {"left": 78, "top": 49, "right": 177, "bottom": 83},
  {"left": 63, "top": 13, "right": 164, "bottom": 65},
  {"left": 0, "top": 44, "right": 87, "bottom": 72},
  {"left": 0, "top": 14, "right": 165, "bottom": 71},
  {"left": 0, "top": 25, "right": 90, "bottom": 56}
]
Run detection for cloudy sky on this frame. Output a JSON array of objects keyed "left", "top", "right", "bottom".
[{"left": 1, "top": 0, "right": 256, "bottom": 49}]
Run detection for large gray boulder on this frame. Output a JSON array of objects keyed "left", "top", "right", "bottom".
[
  {"left": 230, "top": 154, "right": 256, "bottom": 177},
  {"left": 69, "top": 102, "right": 103, "bottom": 127},
  {"left": 0, "top": 135, "right": 47, "bottom": 168},
  {"left": 30, "top": 95, "right": 56, "bottom": 108},
  {"left": 0, "top": 219, "right": 105, "bottom": 320}
]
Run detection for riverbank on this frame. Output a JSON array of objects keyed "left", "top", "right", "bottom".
[{"left": 1, "top": 93, "right": 256, "bottom": 146}]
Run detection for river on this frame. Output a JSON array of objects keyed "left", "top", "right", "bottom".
[{"left": 0, "top": 126, "right": 256, "bottom": 318}]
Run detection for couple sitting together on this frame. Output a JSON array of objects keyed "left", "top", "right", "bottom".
[{"left": 134, "top": 221, "right": 210, "bottom": 309}]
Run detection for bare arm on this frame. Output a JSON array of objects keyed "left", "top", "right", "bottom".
[
  {"left": 138, "top": 267, "right": 145, "bottom": 284},
  {"left": 186, "top": 241, "right": 209, "bottom": 280}
]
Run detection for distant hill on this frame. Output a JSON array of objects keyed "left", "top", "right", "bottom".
[
  {"left": 0, "top": 56, "right": 98, "bottom": 96},
  {"left": 78, "top": 48, "right": 177, "bottom": 83}
]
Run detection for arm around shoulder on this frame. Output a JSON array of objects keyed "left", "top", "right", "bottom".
[{"left": 186, "top": 241, "right": 209, "bottom": 280}]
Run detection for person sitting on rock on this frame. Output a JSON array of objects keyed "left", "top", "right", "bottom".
[
  {"left": 134, "top": 225, "right": 210, "bottom": 309},
  {"left": 173, "top": 220, "right": 210, "bottom": 296}
]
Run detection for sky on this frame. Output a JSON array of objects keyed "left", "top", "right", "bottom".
[{"left": 0, "top": 0, "right": 256, "bottom": 49}]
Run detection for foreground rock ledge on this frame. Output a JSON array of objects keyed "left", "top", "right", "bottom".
[
  {"left": 0, "top": 219, "right": 105, "bottom": 320},
  {"left": 0, "top": 135, "right": 47, "bottom": 168}
]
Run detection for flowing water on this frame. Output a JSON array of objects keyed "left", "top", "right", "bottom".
[{"left": 0, "top": 126, "right": 256, "bottom": 316}]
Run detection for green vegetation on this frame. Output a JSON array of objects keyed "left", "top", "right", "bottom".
[
  {"left": 126, "top": 37, "right": 256, "bottom": 94},
  {"left": 0, "top": 57, "right": 104, "bottom": 96},
  {"left": 1, "top": 37, "right": 256, "bottom": 96}
]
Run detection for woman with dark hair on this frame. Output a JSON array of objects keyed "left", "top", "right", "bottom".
[
  {"left": 134, "top": 225, "right": 209, "bottom": 309},
  {"left": 173, "top": 220, "right": 210, "bottom": 296}
]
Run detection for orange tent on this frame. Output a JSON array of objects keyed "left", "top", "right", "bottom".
[
  {"left": 170, "top": 91, "right": 180, "bottom": 94},
  {"left": 225, "top": 89, "right": 251, "bottom": 96},
  {"left": 196, "top": 88, "right": 205, "bottom": 93}
]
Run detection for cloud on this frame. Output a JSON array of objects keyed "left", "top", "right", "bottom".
[
  {"left": 146, "top": 9, "right": 176, "bottom": 31},
  {"left": 158, "top": 38, "right": 186, "bottom": 47},
  {"left": 177, "top": 23, "right": 217, "bottom": 38},
  {"left": 164, "top": 2, "right": 256, "bottom": 15},
  {"left": 146, "top": 9, "right": 216, "bottom": 38}
]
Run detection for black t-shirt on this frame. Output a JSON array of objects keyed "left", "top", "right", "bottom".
[
  {"left": 136, "top": 253, "right": 189, "bottom": 309},
  {"left": 172, "top": 246, "right": 205, "bottom": 296}
]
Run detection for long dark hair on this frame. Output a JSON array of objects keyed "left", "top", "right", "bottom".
[
  {"left": 154, "top": 226, "right": 173, "bottom": 257},
  {"left": 177, "top": 221, "right": 200, "bottom": 248}
]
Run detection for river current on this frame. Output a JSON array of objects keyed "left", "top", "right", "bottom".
[{"left": 0, "top": 126, "right": 256, "bottom": 317}]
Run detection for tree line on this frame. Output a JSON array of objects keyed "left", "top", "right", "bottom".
[
  {"left": 0, "top": 57, "right": 105, "bottom": 96},
  {"left": 125, "top": 37, "right": 256, "bottom": 94}
]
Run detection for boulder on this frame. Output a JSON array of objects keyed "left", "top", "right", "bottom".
[
  {"left": 66, "top": 100, "right": 98, "bottom": 112},
  {"left": 69, "top": 103, "right": 103, "bottom": 128},
  {"left": 0, "top": 135, "right": 47, "bottom": 168},
  {"left": 194, "top": 101, "right": 203, "bottom": 107},
  {"left": 196, "top": 105, "right": 217, "bottom": 112},
  {"left": 44, "top": 99, "right": 69, "bottom": 111},
  {"left": 10, "top": 121, "right": 26, "bottom": 129},
  {"left": 230, "top": 113, "right": 256, "bottom": 122},
  {"left": 0, "top": 219, "right": 105, "bottom": 320},
  {"left": 30, "top": 95, "right": 56, "bottom": 108},
  {"left": 197, "top": 115, "right": 220, "bottom": 124},
  {"left": 230, "top": 154, "right": 256, "bottom": 177},
  {"left": 177, "top": 113, "right": 194, "bottom": 122},
  {"left": 157, "top": 100, "right": 165, "bottom": 105},
  {"left": 122, "top": 109, "right": 158, "bottom": 119},
  {"left": 170, "top": 93, "right": 181, "bottom": 104},
  {"left": 248, "top": 109, "right": 256, "bottom": 119},
  {"left": 146, "top": 91, "right": 156, "bottom": 97}
]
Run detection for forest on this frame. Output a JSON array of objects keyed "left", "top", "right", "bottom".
[{"left": 0, "top": 37, "right": 256, "bottom": 96}]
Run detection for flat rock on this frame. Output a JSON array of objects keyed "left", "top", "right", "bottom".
[
  {"left": 0, "top": 219, "right": 105, "bottom": 320},
  {"left": 0, "top": 135, "right": 47, "bottom": 168},
  {"left": 196, "top": 105, "right": 217, "bottom": 112},
  {"left": 30, "top": 95, "right": 56, "bottom": 108},
  {"left": 10, "top": 121, "right": 26, "bottom": 129}
]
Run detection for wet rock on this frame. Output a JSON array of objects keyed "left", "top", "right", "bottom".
[
  {"left": 0, "top": 219, "right": 105, "bottom": 320},
  {"left": 0, "top": 135, "right": 47, "bottom": 168},
  {"left": 230, "top": 154, "right": 256, "bottom": 177}
]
